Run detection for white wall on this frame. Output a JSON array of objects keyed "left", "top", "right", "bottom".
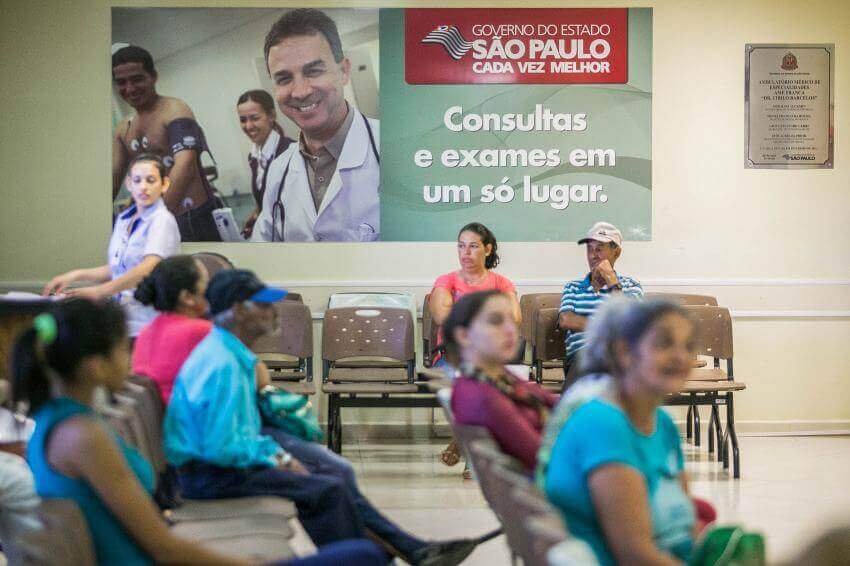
[{"left": 1, "top": 0, "right": 849, "bottom": 430}]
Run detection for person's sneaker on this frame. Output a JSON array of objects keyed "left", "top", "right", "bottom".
[{"left": 409, "top": 539, "right": 478, "bottom": 566}]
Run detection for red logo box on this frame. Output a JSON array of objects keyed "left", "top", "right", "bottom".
[{"left": 405, "top": 8, "right": 628, "bottom": 85}]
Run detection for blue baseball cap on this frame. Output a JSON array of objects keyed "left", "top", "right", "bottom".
[{"left": 206, "top": 269, "right": 287, "bottom": 315}]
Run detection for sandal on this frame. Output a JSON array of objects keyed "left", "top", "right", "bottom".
[
  {"left": 439, "top": 440, "right": 461, "bottom": 467},
  {"left": 462, "top": 465, "right": 473, "bottom": 480}
]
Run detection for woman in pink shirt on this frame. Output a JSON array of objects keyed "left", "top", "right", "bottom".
[
  {"left": 430, "top": 223, "right": 522, "bottom": 473},
  {"left": 446, "top": 290, "right": 557, "bottom": 472},
  {"left": 429, "top": 223, "right": 521, "bottom": 329},
  {"left": 131, "top": 255, "right": 212, "bottom": 402}
]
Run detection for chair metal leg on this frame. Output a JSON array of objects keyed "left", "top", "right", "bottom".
[
  {"left": 333, "top": 400, "right": 343, "bottom": 454},
  {"left": 686, "top": 405, "right": 693, "bottom": 441},
  {"left": 721, "top": 405, "right": 730, "bottom": 470},
  {"left": 326, "top": 394, "right": 336, "bottom": 451},
  {"left": 715, "top": 410, "right": 724, "bottom": 463},
  {"left": 708, "top": 405, "right": 720, "bottom": 454},
  {"left": 707, "top": 410, "right": 713, "bottom": 454},
  {"left": 726, "top": 393, "right": 740, "bottom": 478},
  {"left": 691, "top": 396, "right": 701, "bottom": 447}
]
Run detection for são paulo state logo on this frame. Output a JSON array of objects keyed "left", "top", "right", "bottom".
[
  {"left": 422, "top": 25, "right": 474, "bottom": 61},
  {"left": 781, "top": 51, "right": 798, "bottom": 71}
]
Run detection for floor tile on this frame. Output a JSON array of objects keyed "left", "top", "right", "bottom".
[{"left": 356, "top": 435, "right": 850, "bottom": 565}]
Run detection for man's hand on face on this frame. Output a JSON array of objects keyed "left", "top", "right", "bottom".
[{"left": 591, "top": 259, "right": 618, "bottom": 289}]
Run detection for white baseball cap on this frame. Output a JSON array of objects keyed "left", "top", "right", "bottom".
[{"left": 578, "top": 222, "right": 623, "bottom": 247}]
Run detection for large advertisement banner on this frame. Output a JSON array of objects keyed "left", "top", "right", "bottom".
[
  {"left": 111, "top": 7, "right": 651, "bottom": 243},
  {"left": 382, "top": 8, "right": 652, "bottom": 242}
]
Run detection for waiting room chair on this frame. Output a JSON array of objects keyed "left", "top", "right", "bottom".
[
  {"left": 422, "top": 293, "right": 441, "bottom": 368},
  {"left": 645, "top": 292, "right": 718, "bottom": 306},
  {"left": 519, "top": 293, "right": 562, "bottom": 344},
  {"left": 667, "top": 306, "right": 746, "bottom": 478},
  {"left": 103, "top": 375, "right": 302, "bottom": 555},
  {"left": 0, "top": 498, "right": 96, "bottom": 566},
  {"left": 502, "top": 485, "right": 567, "bottom": 566},
  {"left": 531, "top": 307, "right": 567, "bottom": 391},
  {"left": 252, "top": 301, "right": 315, "bottom": 395},
  {"left": 190, "top": 252, "right": 234, "bottom": 278},
  {"left": 469, "top": 443, "right": 567, "bottom": 566},
  {"left": 321, "top": 307, "right": 435, "bottom": 453},
  {"left": 522, "top": 514, "right": 572, "bottom": 566}
]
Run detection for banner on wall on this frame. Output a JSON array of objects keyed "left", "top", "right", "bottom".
[{"left": 111, "top": 7, "right": 652, "bottom": 243}]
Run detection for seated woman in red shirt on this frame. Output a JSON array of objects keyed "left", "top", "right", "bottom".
[
  {"left": 446, "top": 290, "right": 557, "bottom": 473},
  {"left": 131, "top": 255, "right": 212, "bottom": 402},
  {"left": 430, "top": 223, "right": 522, "bottom": 472}
]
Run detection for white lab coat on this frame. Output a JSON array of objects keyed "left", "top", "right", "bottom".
[{"left": 251, "top": 113, "right": 380, "bottom": 242}]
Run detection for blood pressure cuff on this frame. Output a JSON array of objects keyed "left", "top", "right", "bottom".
[{"left": 166, "top": 117, "right": 209, "bottom": 156}]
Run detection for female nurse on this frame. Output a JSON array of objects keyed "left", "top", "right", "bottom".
[
  {"left": 236, "top": 90, "right": 294, "bottom": 238},
  {"left": 43, "top": 153, "right": 180, "bottom": 337}
]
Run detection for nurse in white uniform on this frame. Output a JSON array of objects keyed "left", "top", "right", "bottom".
[
  {"left": 251, "top": 8, "right": 380, "bottom": 243},
  {"left": 43, "top": 154, "right": 180, "bottom": 336}
]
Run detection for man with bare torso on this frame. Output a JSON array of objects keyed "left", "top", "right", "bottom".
[{"left": 112, "top": 46, "right": 221, "bottom": 242}]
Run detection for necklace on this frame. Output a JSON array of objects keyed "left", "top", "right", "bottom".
[
  {"left": 462, "top": 363, "right": 551, "bottom": 422},
  {"left": 460, "top": 270, "right": 489, "bottom": 286}
]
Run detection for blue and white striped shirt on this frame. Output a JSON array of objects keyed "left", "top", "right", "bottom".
[{"left": 559, "top": 273, "right": 643, "bottom": 361}]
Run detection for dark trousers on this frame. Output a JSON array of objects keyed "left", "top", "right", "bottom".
[
  {"left": 275, "top": 539, "right": 386, "bottom": 566},
  {"left": 174, "top": 198, "right": 222, "bottom": 242},
  {"left": 262, "top": 427, "right": 426, "bottom": 559},
  {"left": 561, "top": 356, "right": 580, "bottom": 394},
  {"left": 177, "top": 462, "right": 365, "bottom": 548}
]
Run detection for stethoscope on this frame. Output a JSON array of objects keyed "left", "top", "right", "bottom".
[
  {"left": 251, "top": 128, "right": 292, "bottom": 204},
  {"left": 271, "top": 111, "right": 379, "bottom": 242}
]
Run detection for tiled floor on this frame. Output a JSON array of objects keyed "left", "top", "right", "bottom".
[{"left": 349, "top": 435, "right": 850, "bottom": 565}]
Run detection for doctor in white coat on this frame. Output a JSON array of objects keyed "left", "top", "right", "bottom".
[{"left": 252, "top": 8, "right": 380, "bottom": 243}]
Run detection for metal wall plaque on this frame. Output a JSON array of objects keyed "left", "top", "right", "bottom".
[{"left": 745, "top": 44, "right": 834, "bottom": 169}]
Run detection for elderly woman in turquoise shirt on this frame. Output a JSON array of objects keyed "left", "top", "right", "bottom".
[
  {"left": 538, "top": 298, "right": 700, "bottom": 566},
  {"left": 44, "top": 153, "right": 180, "bottom": 337}
]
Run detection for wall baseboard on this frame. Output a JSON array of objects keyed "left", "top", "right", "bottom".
[
  {"left": 5, "top": 280, "right": 849, "bottom": 320},
  {"left": 5, "top": 277, "right": 850, "bottom": 291},
  {"left": 329, "top": 420, "right": 850, "bottom": 442},
  {"left": 721, "top": 419, "right": 850, "bottom": 436}
]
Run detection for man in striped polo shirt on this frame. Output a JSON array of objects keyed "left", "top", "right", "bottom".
[{"left": 558, "top": 222, "right": 643, "bottom": 387}]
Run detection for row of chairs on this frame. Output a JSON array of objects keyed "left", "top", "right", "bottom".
[
  {"left": 437, "top": 389, "right": 571, "bottom": 566},
  {"left": 2, "top": 374, "right": 311, "bottom": 565},
  {"left": 194, "top": 253, "right": 744, "bottom": 477},
  {"left": 191, "top": 256, "right": 433, "bottom": 457},
  {"left": 515, "top": 292, "right": 745, "bottom": 478}
]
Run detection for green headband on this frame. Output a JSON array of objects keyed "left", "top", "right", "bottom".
[{"left": 33, "top": 313, "right": 58, "bottom": 345}]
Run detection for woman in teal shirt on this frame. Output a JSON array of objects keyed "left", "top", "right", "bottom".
[
  {"left": 539, "top": 298, "right": 698, "bottom": 565},
  {"left": 11, "top": 299, "right": 242, "bottom": 565}
]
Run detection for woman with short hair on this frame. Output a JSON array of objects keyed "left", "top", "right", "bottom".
[{"left": 538, "top": 298, "right": 702, "bottom": 565}]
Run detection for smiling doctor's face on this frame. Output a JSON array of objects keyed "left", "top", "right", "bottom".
[{"left": 267, "top": 32, "right": 350, "bottom": 141}]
